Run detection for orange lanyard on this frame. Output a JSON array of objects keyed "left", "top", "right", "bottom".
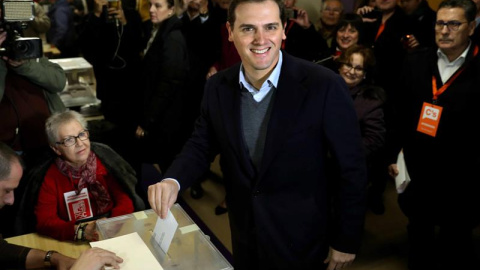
[
  {"left": 375, "top": 23, "right": 385, "bottom": 42},
  {"left": 431, "top": 45, "right": 478, "bottom": 102}
]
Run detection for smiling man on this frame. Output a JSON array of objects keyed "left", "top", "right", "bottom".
[
  {"left": 387, "top": 0, "right": 480, "bottom": 269},
  {"left": 148, "top": 0, "right": 367, "bottom": 269}
]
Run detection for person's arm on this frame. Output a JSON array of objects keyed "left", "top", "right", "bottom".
[
  {"left": 324, "top": 75, "right": 367, "bottom": 259},
  {"left": 11, "top": 57, "right": 66, "bottom": 93},
  {"left": 0, "top": 236, "right": 31, "bottom": 269},
  {"left": 25, "top": 249, "right": 75, "bottom": 269},
  {"left": 35, "top": 173, "right": 77, "bottom": 241},
  {"left": 49, "top": 5, "right": 70, "bottom": 48},
  {"left": 1, "top": 237, "right": 75, "bottom": 270},
  {"left": 361, "top": 98, "right": 386, "bottom": 157},
  {"left": 30, "top": 3, "right": 51, "bottom": 34}
]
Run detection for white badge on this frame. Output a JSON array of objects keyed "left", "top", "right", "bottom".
[{"left": 64, "top": 188, "right": 93, "bottom": 221}]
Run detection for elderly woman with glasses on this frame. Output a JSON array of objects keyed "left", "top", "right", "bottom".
[
  {"left": 336, "top": 45, "right": 387, "bottom": 214},
  {"left": 24, "top": 111, "right": 144, "bottom": 242}
]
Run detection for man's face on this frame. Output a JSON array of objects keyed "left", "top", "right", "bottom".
[
  {"left": 321, "top": 0, "right": 342, "bottom": 27},
  {"left": 227, "top": 0, "right": 286, "bottom": 78},
  {"left": 436, "top": 7, "right": 475, "bottom": 58},
  {"left": 400, "top": 0, "right": 421, "bottom": 15},
  {"left": 215, "top": 0, "right": 231, "bottom": 10},
  {"left": 284, "top": 0, "right": 296, "bottom": 9},
  {"left": 375, "top": 0, "right": 397, "bottom": 12},
  {"left": 0, "top": 161, "right": 22, "bottom": 209},
  {"left": 188, "top": 0, "right": 204, "bottom": 11}
]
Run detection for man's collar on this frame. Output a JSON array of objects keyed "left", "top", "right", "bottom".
[
  {"left": 437, "top": 41, "right": 472, "bottom": 63},
  {"left": 239, "top": 50, "right": 283, "bottom": 91}
]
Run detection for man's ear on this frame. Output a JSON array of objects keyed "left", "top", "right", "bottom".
[
  {"left": 227, "top": 22, "right": 234, "bottom": 42},
  {"left": 468, "top": 20, "right": 476, "bottom": 37},
  {"left": 50, "top": 145, "right": 61, "bottom": 156}
]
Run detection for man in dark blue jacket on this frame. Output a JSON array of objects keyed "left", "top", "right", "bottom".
[{"left": 148, "top": 0, "right": 367, "bottom": 269}]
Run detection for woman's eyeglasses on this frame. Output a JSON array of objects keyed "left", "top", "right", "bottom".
[
  {"left": 341, "top": 63, "right": 364, "bottom": 73},
  {"left": 56, "top": 130, "right": 90, "bottom": 147}
]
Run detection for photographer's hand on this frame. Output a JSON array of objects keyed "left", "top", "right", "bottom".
[
  {"left": 110, "top": 6, "right": 127, "bottom": 25},
  {"left": 0, "top": 31, "right": 6, "bottom": 48},
  {"left": 135, "top": 126, "right": 146, "bottom": 139},
  {"left": 94, "top": 0, "right": 108, "bottom": 17},
  {"left": 4, "top": 58, "right": 26, "bottom": 67},
  {"left": 291, "top": 8, "right": 311, "bottom": 29}
]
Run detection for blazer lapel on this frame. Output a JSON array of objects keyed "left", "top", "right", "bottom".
[
  {"left": 217, "top": 67, "right": 256, "bottom": 179},
  {"left": 258, "top": 55, "right": 310, "bottom": 181}
]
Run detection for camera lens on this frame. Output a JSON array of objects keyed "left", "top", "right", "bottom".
[{"left": 14, "top": 40, "right": 29, "bottom": 53}]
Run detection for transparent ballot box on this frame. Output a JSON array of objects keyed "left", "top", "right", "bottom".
[
  {"left": 96, "top": 204, "right": 233, "bottom": 270},
  {"left": 49, "top": 57, "right": 99, "bottom": 108}
]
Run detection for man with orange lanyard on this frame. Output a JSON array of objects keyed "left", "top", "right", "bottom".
[
  {"left": 387, "top": 0, "right": 480, "bottom": 269},
  {"left": 281, "top": 0, "right": 327, "bottom": 61}
]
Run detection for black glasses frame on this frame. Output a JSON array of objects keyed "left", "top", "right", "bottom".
[
  {"left": 435, "top": 20, "right": 468, "bottom": 31},
  {"left": 56, "top": 130, "right": 90, "bottom": 147}
]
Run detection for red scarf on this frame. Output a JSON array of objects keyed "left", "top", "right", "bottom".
[{"left": 55, "top": 152, "right": 112, "bottom": 215}]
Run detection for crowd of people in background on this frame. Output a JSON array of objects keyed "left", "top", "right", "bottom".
[{"left": 1, "top": 0, "right": 480, "bottom": 269}]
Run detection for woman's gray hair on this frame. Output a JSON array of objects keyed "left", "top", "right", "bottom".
[{"left": 45, "top": 110, "right": 88, "bottom": 145}]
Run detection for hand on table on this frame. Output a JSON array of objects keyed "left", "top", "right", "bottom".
[{"left": 70, "top": 247, "right": 123, "bottom": 270}]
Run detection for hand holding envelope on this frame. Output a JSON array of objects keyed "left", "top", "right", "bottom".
[{"left": 393, "top": 151, "right": 411, "bottom": 194}]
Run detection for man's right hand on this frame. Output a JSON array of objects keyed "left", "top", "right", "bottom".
[{"left": 148, "top": 179, "right": 179, "bottom": 219}]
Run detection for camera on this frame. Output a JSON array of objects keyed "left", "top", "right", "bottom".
[
  {"left": 0, "top": 0, "right": 43, "bottom": 60},
  {"left": 285, "top": 9, "right": 297, "bottom": 20},
  {"left": 362, "top": 9, "right": 382, "bottom": 20}
]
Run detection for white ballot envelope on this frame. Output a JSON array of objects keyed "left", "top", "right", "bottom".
[
  {"left": 90, "top": 232, "right": 163, "bottom": 270},
  {"left": 153, "top": 210, "right": 178, "bottom": 253},
  {"left": 395, "top": 151, "right": 411, "bottom": 194}
]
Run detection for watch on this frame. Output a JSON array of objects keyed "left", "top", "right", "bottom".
[{"left": 44, "top": 250, "right": 57, "bottom": 268}]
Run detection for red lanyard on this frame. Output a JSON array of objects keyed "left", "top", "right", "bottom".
[{"left": 431, "top": 45, "right": 478, "bottom": 102}]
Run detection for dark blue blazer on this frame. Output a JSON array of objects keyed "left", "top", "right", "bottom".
[{"left": 166, "top": 52, "right": 367, "bottom": 269}]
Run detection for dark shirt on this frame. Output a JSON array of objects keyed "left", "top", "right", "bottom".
[{"left": 0, "top": 234, "right": 31, "bottom": 269}]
